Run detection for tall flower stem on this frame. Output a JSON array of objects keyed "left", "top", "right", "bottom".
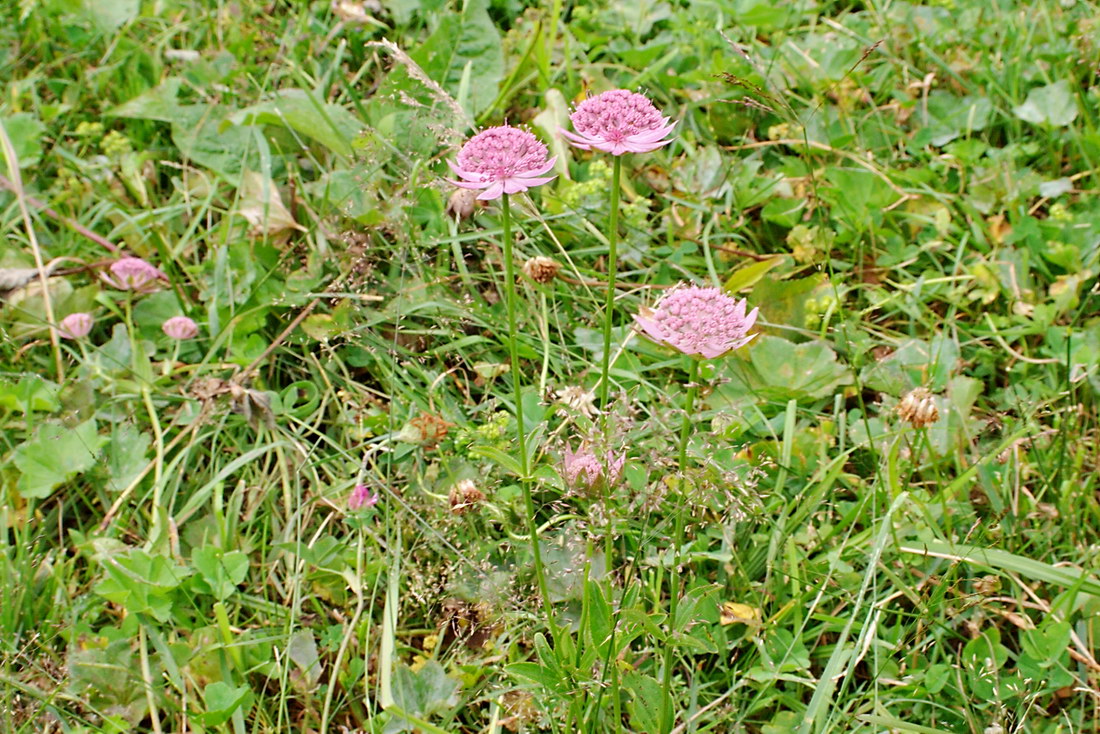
[
  {"left": 661, "top": 355, "right": 700, "bottom": 734},
  {"left": 598, "top": 155, "right": 623, "bottom": 432},
  {"left": 502, "top": 194, "right": 555, "bottom": 630}
]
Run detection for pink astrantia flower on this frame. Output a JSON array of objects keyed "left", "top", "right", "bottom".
[
  {"left": 101, "top": 256, "right": 166, "bottom": 292},
  {"left": 563, "top": 444, "right": 626, "bottom": 492},
  {"left": 58, "top": 312, "right": 94, "bottom": 339},
  {"left": 162, "top": 316, "right": 199, "bottom": 340},
  {"left": 561, "top": 89, "right": 676, "bottom": 155},
  {"left": 448, "top": 125, "right": 557, "bottom": 201},
  {"left": 348, "top": 483, "right": 379, "bottom": 510},
  {"left": 634, "top": 285, "right": 758, "bottom": 359}
]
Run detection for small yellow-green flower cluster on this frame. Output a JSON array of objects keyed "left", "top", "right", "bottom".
[
  {"left": 558, "top": 159, "right": 612, "bottom": 208},
  {"left": 102, "top": 130, "right": 133, "bottom": 157}
]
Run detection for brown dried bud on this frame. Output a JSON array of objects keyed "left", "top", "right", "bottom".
[
  {"left": 897, "top": 387, "right": 939, "bottom": 428},
  {"left": 523, "top": 256, "right": 560, "bottom": 284},
  {"left": 446, "top": 188, "right": 478, "bottom": 220},
  {"left": 448, "top": 479, "right": 485, "bottom": 515}
]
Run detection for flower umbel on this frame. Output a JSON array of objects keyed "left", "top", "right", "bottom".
[
  {"left": 58, "top": 312, "right": 93, "bottom": 339},
  {"left": 562, "top": 444, "right": 625, "bottom": 492},
  {"left": 448, "top": 126, "right": 557, "bottom": 201},
  {"left": 634, "top": 285, "right": 758, "bottom": 359},
  {"left": 561, "top": 89, "right": 676, "bottom": 155},
  {"left": 101, "top": 257, "right": 166, "bottom": 292},
  {"left": 162, "top": 316, "right": 199, "bottom": 340},
  {"left": 348, "top": 483, "right": 379, "bottom": 510}
]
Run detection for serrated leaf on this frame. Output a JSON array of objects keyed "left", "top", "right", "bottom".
[{"left": 14, "top": 419, "right": 106, "bottom": 499}]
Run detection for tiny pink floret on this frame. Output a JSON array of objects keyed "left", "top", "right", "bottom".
[
  {"left": 634, "top": 285, "right": 758, "bottom": 359},
  {"left": 348, "top": 483, "right": 379, "bottom": 510},
  {"left": 563, "top": 444, "right": 626, "bottom": 491},
  {"left": 59, "top": 312, "right": 93, "bottom": 339},
  {"left": 448, "top": 126, "right": 557, "bottom": 201},
  {"left": 561, "top": 89, "right": 676, "bottom": 156},
  {"left": 162, "top": 316, "right": 199, "bottom": 340},
  {"left": 102, "top": 256, "right": 166, "bottom": 292}
]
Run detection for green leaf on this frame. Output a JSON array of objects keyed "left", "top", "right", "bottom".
[
  {"left": 227, "top": 89, "right": 364, "bottom": 157},
  {"left": 1014, "top": 80, "right": 1078, "bottom": 127},
  {"left": 0, "top": 113, "right": 46, "bottom": 168},
  {"left": 287, "top": 629, "right": 323, "bottom": 690},
  {"left": 468, "top": 444, "right": 524, "bottom": 477},
  {"left": 192, "top": 546, "right": 250, "bottom": 601},
  {"left": 0, "top": 375, "right": 61, "bottom": 413},
  {"left": 389, "top": 660, "right": 459, "bottom": 730},
  {"left": 506, "top": 662, "right": 562, "bottom": 690},
  {"left": 108, "top": 78, "right": 184, "bottom": 122},
  {"left": 202, "top": 682, "right": 254, "bottom": 726},
  {"left": 81, "top": 0, "right": 139, "bottom": 32},
  {"left": 171, "top": 105, "right": 261, "bottom": 184},
  {"left": 922, "top": 91, "right": 992, "bottom": 146},
  {"left": 409, "top": 0, "right": 503, "bottom": 117},
  {"left": 724, "top": 256, "right": 784, "bottom": 293},
  {"left": 623, "top": 671, "right": 662, "bottom": 733},
  {"left": 104, "top": 423, "right": 151, "bottom": 492},
  {"left": 712, "top": 335, "right": 852, "bottom": 403},
  {"left": 14, "top": 419, "right": 106, "bottom": 499}
]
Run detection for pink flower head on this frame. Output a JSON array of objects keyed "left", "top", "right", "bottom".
[
  {"left": 561, "top": 89, "right": 676, "bottom": 155},
  {"left": 447, "top": 125, "right": 557, "bottom": 201},
  {"left": 58, "top": 312, "right": 94, "bottom": 339},
  {"left": 562, "top": 444, "right": 625, "bottom": 492},
  {"left": 101, "top": 256, "right": 166, "bottom": 292},
  {"left": 634, "top": 285, "right": 758, "bottom": 359},
  {"left": 162, "top": 316, "right": 199, "bottom": 340},
  {"left": 348, "top": 483, "right": 379, "bottom": 510}
]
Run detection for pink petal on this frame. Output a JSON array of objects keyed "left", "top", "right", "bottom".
[
  {"left": 446, "top": 177, "right": 490, "bottom": 191},
  {"left": 513, "top": 174, "right": 557, "bottom": 187},
  {"left": 476, "top": 181, "right": 506, "bottom": 201}
]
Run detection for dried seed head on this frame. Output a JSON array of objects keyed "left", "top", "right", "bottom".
[
  {"left": 554, "top": 385, "right": 598, "bottom": 418},
  {"left": 897, "top": 387, "right": 939, "bottom": 428},
  {"left": 397, "top": 413, "right": 452, "bottom": 448},
  {"left": 448, "top": 479, "right": 484, "bottom": 515},
  {"left": 523, "top": 256, "right": 561, "bottom": 284}
]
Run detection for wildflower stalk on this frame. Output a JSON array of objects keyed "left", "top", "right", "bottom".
[
  {"left": 661, "top": 355, "right": 699, "bottom": 734},
  {"left": 598, "top": 155, "right": 623, "bottom": 430},
  {"left": 501, "top": 194, "right": 555, "bottom": 628}
]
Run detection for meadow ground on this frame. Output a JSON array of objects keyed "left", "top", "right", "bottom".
[{"left": 2, "top": 0, "right": 1100, "bottom": 732}]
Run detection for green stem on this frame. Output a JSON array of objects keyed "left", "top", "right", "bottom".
[
  {"left": 502, "top": 194, "right": 555, "bottom": 629},
  {"left": 598, "top": 155, "right": 623, "bottom": 432},
  {"left": 661, "top": 356, "right": 700, "bottom": 734}
]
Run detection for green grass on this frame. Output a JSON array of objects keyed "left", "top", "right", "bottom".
[{"left": 2, "top": 0, "right": 1099, "bottom": 732}]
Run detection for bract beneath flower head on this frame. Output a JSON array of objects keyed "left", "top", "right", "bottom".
[{"left": 633, "top": 285, "right": 758, "bottom": 359}]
